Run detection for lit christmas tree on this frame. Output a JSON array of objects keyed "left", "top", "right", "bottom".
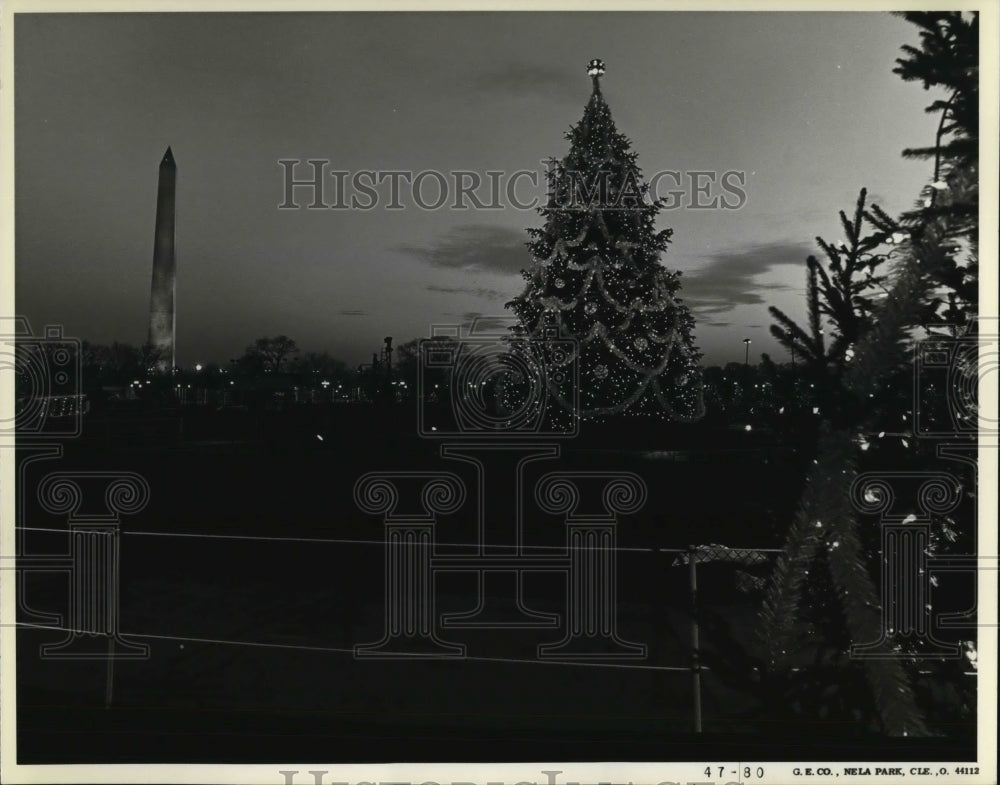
[{"left": 506, "top": 59, "right": 704, "bottom": 420}]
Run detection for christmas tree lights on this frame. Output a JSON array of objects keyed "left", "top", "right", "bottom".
[{"left": 506, "top": 59, "right": 704, "bottom": 421}]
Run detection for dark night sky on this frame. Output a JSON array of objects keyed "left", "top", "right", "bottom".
[{"left": 14, "top": 11, "right": 944, "bottom": 367}]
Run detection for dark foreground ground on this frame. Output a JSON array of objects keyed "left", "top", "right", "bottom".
[{"left": 13, "top": 404, "right": 976, "bottom": 763}]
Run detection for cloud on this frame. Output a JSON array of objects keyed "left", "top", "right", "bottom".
[
  {"left": 471, "top": 64, "right": 578, "bottom": 96},
  {"left": 426, "top": 284, "right": 510, "bottom": 301},
  {"left": 407, "top": 232, "right": 808, "bottom": 325},
  {"left": 677, "top": 241, "right": 809, "bottom": 317},
  {"left": 397, "top": 224, "right": 530, "bottom": 275},
  {"left": 339, "top": 309, "right": 367, "bottom": 316}
]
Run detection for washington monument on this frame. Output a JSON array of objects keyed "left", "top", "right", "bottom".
[{"left": 147, "top": 146, "right": 176, "bottom": 372}]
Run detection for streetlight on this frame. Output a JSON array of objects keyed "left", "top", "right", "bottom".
[
  {"left": 743, "top": 338, "right": 752, "bottom": 366},
  {"left": 195, "top": 363, "right": 203, "bottom": 372}
]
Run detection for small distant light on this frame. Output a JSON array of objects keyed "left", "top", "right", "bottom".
[
  {"left": 431, "top": 426, "right": 437, "bottom": 431},
  {"left": 316, "top": 434, "right": 324, "bottom": 441},
  {"left": 744, "top": 424, "right": 752, "bottom": 432},
  {"left": 195, "top": 364, "right": 203, "bottom": 372}
]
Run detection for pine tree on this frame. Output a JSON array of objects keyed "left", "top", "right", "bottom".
[
  {"left": 767, "top": 188, "right": 896, "bottom": 424},
  {"left": 757, "top": 13, "right": 980, "bottom": 736},
  {"left": 769, "top": 189, "right": 892, "bottom": 379},
  {"left": 506, "top": 60, "right": 703, "bottom": 420},
  {"left": 893, "top": 11, "right": 979, "bottom": 334}
]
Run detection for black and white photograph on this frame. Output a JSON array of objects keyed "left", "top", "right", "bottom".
[{"left": 0, "top": 3, "right": 996, "bottom": 783}]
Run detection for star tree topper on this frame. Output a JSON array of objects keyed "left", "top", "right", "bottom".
[{"left": 587, "top": 58, "right": 606, "bottom": 90}]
